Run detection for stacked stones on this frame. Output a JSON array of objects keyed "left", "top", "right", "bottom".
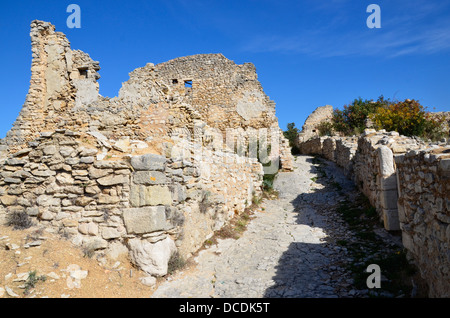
[
  {"left": 296, "top": 128, "right": 450, "bottom": 297},
  {"left": 395, "top": 147, "right": 450, "bottom": 297},
  {"left": 295, "top": 105, "right": 334, "bottom": 143},
  {"left": 1, "top": 19, "right": 292, "bottom": 280},
  {"left": 0, "top": 129, "right": 263, "bottom": 277},
  {"left": 0, "top": 130, "right": 131, "bottom": 253}
]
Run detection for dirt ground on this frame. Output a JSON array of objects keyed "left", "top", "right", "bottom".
[{"left": 0, "top": 224, "right": 167, "bottom": 298}]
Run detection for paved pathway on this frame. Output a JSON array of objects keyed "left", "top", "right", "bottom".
[{"left": 151, "top": 155, "right": 371, "bottom": 298}]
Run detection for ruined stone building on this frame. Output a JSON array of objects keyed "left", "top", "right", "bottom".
[
  {"left": 295, "top": 105, "right": 334, "bottom": 144},
  {"left": 0, "top": 20, "right": 293, "bottom": 277}
]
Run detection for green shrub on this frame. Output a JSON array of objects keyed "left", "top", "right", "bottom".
[
  {"left": 332, "top": 96, "right": 390, "bottom": 136},
  {"left": 370, "top": 99, "right": 447, "bottom": 139},
  {"left": 283, "top": 122, "right": 299, "bottom": 146},
  {"left": 24, "top": 270, "right": 47, "bottom": 294},
  {"left": 316, "top": 121, "right": 334, "bottom": 136}
]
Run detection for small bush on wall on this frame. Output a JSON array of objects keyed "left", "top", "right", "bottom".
[{"left": 370, "top": 99, "right": 448, "bottom": 140}]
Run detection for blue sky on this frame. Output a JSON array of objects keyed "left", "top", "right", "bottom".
[{"left": 1, "top": 0, "right": 449, "bottom": 138}]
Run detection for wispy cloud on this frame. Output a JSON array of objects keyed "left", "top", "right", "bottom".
[{"left": 241, "top": 1, "right": 450, "bottom": 58}]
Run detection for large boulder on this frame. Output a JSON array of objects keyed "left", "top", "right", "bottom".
[{"left": 127, "top": 236, "right": 177, "bottom": 277}]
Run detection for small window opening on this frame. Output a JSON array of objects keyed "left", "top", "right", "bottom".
[
  {"left": 184, "top": 80, "right": 192, "bottom": 88},
  {"left": 172, "top": 79, "right": 178, "bottom": 84},
  {"left": 78, "top": 68, "right": 88, "bottom": 79}
]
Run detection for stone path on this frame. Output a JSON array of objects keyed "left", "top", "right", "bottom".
[{"left": 151, "top": 155, "right": 390, "bottom": 298}]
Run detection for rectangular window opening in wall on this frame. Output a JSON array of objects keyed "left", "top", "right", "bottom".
[
  {"left": 184, "top": 80, "right": 192, "bottom": 88},
  {"left": 78, "top": 68, "right": 88, "bottom": 79}
]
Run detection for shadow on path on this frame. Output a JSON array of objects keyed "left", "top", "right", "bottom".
[
  {"left": 263, "top": 156, "right": 356, "bottom": 297},
  {"left": 264, "top": 155, "right": 416, "bottom": 298}
]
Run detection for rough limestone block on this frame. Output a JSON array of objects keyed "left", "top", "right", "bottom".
[
  {"left": 378, "top": 145, "right": 395, "bottom": 177},
  {"left": 127, "top": 237, "right": 177, "bottom": 276},
  {"left": 88, "top": 166, "right": 113, "bottom": 179},
  {"left": 123, "top": 206, "right": 167, "bottom": 234},
  {"left": 36, "top": 195, "right": 61, "bottom": 207},
  {"left": 379, "top": 174, "right": 398, "bottom": 191},
  {"left": 101, "top": 227, "right": 121, "bottom": 240},
  {"left": 0, "top": 195, "right": 17, "bottom": 206},
  {"left": 130, "top": 154, "right": 166, "bottom": 171},
  {"left": 130, "top": 185, "right": 172, "bottom": 207},
  {"left": 397, "top": 202, "right": 407, "bottom": 223},
  {"left": 383, "top": 208, "right": 400, "bottom": 231},
  {"left": 97, "top": 174, "right": 129, "bottom": 186},
  {"left": 401, "top": 231, "right": 415, "bottom": 254},
  {"left": 133, "top": 171, "right": 167, "bottom": 185},
  {"left": 380, "top": 189, "right": 398, "bottom": 210}
]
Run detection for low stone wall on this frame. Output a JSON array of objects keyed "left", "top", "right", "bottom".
[
  {"left": 395, "top": 148, "right": 450, "bottom": 297},
  {"left": 0, "top": 129, "right": 263, "bottom": 277},
  {"left": 297, "top": 130, "right": 450, "bottom": 297}
]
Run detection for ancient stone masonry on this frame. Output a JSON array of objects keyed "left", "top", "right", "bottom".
[
  {"left": 0, "top": 129, "right": 262, "bottom": 277},
  {"left": 0, "top": 20, "right": 293, "bottom": 171},
  {"left": 296, "top": 128, "right": 450, "bottom": 297},
  {"left": 0, "top": 20, "right": 291, "bottom": 277},
  {"left": 296, "top": 105, "right": 333, "bottom": 143},
  {"left": 395, "top": 148, "right": 450, "bottom": 297}
]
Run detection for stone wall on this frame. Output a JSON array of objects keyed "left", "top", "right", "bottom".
[
  {"left": 0, "top": 129, "right": 263, "bottom": 277},
  {"left": 1, "top": 20, "right": 293, "bottom": 172},
  {"left": 395, "top": 148, "right": 450, "bottom": 297},
  {"left": 296, "top": 105, "right": 333, "bottom": 143},
  {"left": 296, "top": 129, "right": 450, "bottom": 297},
  {"left": 0, "top": 20, "right": 289, "bottom": 278}
]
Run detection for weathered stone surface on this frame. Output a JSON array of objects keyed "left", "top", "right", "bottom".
[
  {"left": 80, "top": 156, "right": 95, "bottom": 164},
  {"left": 132, "top": 171, "right": 167, "bottom": 185},
  {"left": 128, "top": 237, "right": 177, "bottom": 276},
  {"left": 78, "top": 222, "right": 99, "bottom": 236},
  {"left": 101, "top": 227, "right": 121, "bottom": 240},
  {"left": 93, "top": 161, "right": 129, "bottom": 169},
  {"left": 297, "top": 129, "right": 450, "bottom": 297},
  {"left": 123, "top": 206, "right": 167, "bottom": 234},
  {"left": 98, "top": 194, "right": 121, "bottom": 205},
  {"left": 88, "top": 166, "right": 113, "bottom": 179},
  {"left": 6, "top": 158, "right": 27, "bottom": 165},
  {"left": 32, "top": 169, "right": 56, "bottom": 177},
  {"left": 130, "top": 185, "right": 172, "bottom": 207},
  {"left": 36, "top": 195, "right": 60, "bottom": 207},
  {"left": 0, "top": 195, "right": 17, "bottom": 206},
  {"left": 97, "top": 174, "right": 129, "bottom": 186},
  {"left": 43, "top": 145, "right": 57, "bottom": 155},
  {"left": 56, "top": 173, "right": 74, "bottom": 185},
  {"left": 378, "top": 146, "right": 395, "bottom": 177},
  {"left": 130, "top": 154, "right": 166, "bottom": 171}
]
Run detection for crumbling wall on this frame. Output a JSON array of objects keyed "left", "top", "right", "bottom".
[
  {"left": 295, "top": 105, "right": 333, "bottom": 143},
  {"left": 1, "top": 20, "right": 294, "bottom": 277},
  {"left": 1, "top": 20, "right": 293, "bottom": 171},
  {"left": 395, "top": 148, "right": 450, "bottom": 297},
  {"left": 296, "top": 129, "right": 450, "bottom": 297},
  {"left": 0, "top": 129, "right": 263, "bottom": 276}
]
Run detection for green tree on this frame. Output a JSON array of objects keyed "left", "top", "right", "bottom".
[
  {"left": 332, "top": 96, "right": 390, "bottom": 136},
  {"left": 283, "top": 122, "right": 300, "bottom": 155}
]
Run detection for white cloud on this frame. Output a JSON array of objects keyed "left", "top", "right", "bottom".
[{"left": 241, "top": 1, "right": 450, "bottom": 58}]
